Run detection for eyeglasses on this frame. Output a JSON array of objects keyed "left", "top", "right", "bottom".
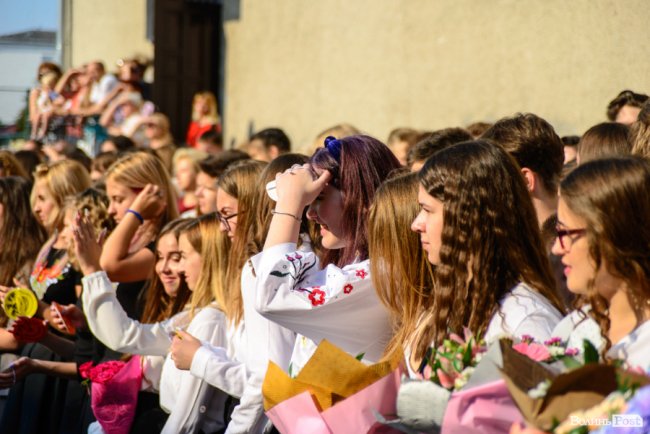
[
  {"left": 145, "top": 123, "right": 158, "bottom": 128},
  {"left": 216, "top": 212, "right": 238, "bottom": 232},
  {"left": 555, "top": 226, "right": 587, "bottom": 251}
]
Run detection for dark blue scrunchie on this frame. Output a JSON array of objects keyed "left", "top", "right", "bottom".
[{"left": 324, "top": 136, "right": 341, "bottom": 162}]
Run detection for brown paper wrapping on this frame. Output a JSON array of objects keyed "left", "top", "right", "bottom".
[
  {"left": 263, "top": 340, "right": 401, "bottom": 411},
  {"left": 499, "top": 339, "right": 650, "bottom": 431}
]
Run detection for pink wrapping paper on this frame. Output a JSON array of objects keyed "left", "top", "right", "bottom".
[
  {"left": 91, "top": 356, "right": 143, "bottom": 434},
  {"left": 266, "top": 368, "right": 402, "bottom": 434},
  {"left": 441, "top": 379, "right": 524, "bottom": 434}
]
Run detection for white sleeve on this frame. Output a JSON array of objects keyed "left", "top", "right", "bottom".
[
  {"left": 162, "top": 308, "right": 230, "bottom": 434},
  {"left": 254, "top": 243, "right": 391, "bottom": 362},
  {"left": 82, "top": 271, "right": 173, "bottom": 356},
  {"left": 190, "top": 344, "right": 249, "bottom": 398}
]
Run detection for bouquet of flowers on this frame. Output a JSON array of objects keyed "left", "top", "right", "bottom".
[
  {"left": 9, "top": 316, "right": 48, "bottom": 342},
  {"left": 419, "top": 328, "right": 487, "bottom": 390},
  {"left": 500, "top": 339, "right": 650, "bottom": 432},
  {"left": 79, "top": 357, "right": 143, "bottom": 434}
]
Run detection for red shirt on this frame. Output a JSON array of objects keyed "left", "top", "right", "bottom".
[{"left": 186, "top": 121, "right": 220, "bottom": 148}]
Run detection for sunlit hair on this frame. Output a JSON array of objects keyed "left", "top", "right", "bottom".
[
  {"left": 577, "top": 122, "right": 631, "bottom": 164},
  {"left": 141, "top": 218, "right": 193, "bottom": 323},
  {"left": 148, "top": 113, "right": 175, "bottom": 146},
  {"left": 414, "top": 140, "right": 564, "bottom": 360},
  {"left": 217, "top": 160, "right": 267, "bottom": 325},
  {"left": 630, "top": 101, "right": 650, "bottom": 159},
  {"left": 61, "top": 188, "right": 115, "bottom": 271},
  {"left": 191, "top": 91, "right": 220, "bottom": 124},
  {"left": 0, "top": 150, "right": 28, "bottom": 179},
  {"left": 31, "top": 159, "right": 92, "bottom": 232},
  {"left": 311, "top": 123, "right": 360, "bottom": 153},
  {"left": 179, "top": 213, "right": 230, "bottom": 318},
  {"left": 105, "top": 151, "right": 179, "bottom": 226},
  {"left": 560, "top": 157, "right": 650, "bottom": 355},
  {"left": 368, "top": 172, "right": 434, "bottom": 359},
  {"left": 309, "top": 134, "right": 401, "bottom": 267},
  {"left": 0, "top": 177, "right": 47, "bottom": 310},
  {"left": 173, "top": 148, "right": 208, "bottom": 173}
]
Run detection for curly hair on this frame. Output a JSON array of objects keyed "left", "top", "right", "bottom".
[
  {"left": 414, "top": 140, "right": 564, "bottom": 359},
  {"left": 310, "top": 134, "right": 401, "bottom": 267},
  {"left": 560, "top": 156, "right": 650, "bottom": 356},
  {"left": 630, "top": 100, "right": 650, "bottom": 159},
  {"left": 62, "top": 188, "right": 115, "bottom": 270},
  {"left": 368, "top": 172, "right": 434, "bottom": 359}
]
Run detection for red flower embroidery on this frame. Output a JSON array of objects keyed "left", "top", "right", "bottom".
[
  {"left": 355, "top": 269, "right": 368, "bottom": 279},
  {"left": 308, "top": 288, "right": 326, "bottom": 306},
  {"left": 343, "top": 284, "right": 353, "bottom": 294}
]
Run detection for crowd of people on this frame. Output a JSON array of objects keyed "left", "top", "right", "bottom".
[{"left": 0, "top": 58, "right": 649, "bottom": 434}]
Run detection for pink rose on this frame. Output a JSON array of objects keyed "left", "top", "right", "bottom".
[{"left": 513, "top": 342, "right": 551, "bottom": 362}]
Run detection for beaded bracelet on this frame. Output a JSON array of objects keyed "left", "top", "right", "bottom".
[
  {"left": 126, "top": 209, "right": 144, "bottom": 224},
  {"left": 271, "top": 210, "right": 302, "bottom": 223}
]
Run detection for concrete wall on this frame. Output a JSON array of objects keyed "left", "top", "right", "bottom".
[
  {"left": 223, "top": 0, "right": 650, "bottom": 153},
  {"left": 66, "top": 0, "right": 152, "bottom": 73}
]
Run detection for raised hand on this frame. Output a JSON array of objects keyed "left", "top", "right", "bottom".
[{"left": 72, "top": 210, "right": 102, "bottom": 276}]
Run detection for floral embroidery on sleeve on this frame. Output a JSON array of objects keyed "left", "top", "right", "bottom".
[
  {"left": 269, "top": 253, "right": 317, "bottom": 289},
  {"left": 355, "top": 269, "right": 368, "bottom": 280},
  {"left": 343, "top": 284, "right": 353, "bottom": 294},
  {"left": 306, "top": 287, "right": 326, "bottom": 306}
]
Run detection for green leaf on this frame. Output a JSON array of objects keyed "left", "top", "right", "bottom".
[
  {"left": 583, "top": 339, "right": 599, "bottom": 364},
  {"left": 270, "top": 271, "right": 290, "bottom": 278},
  {"left": 355, "top": 352, "right": 365, "bottom": 361},
  {"left": 561, "top": 356, "right": 582, "bottom": 370},
  {"left": 462, "top": 341, "right": 473, "bottom": 366},
  {"left": 452, "top": 358, "right": 464, "bottom": 372}
]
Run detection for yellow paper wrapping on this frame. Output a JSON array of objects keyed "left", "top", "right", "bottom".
[{"left": 263, "top": 340, "right": 401, "bottom": 411}]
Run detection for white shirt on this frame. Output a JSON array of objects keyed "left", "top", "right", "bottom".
[
  {"left": 255, "top": 243, "right": 391, "bottom": 364},
  {"left": 404, "top": 282, "right": 563, "bottom": 379},
  {"left": 82, "top": 271, "right": 230, "bottom": 434},
  {"left": 553, "top": 307, "right": 650, "bottom": 371},
  {"left": 484, "top": 282, "right": 563, "bottom": 344},
  {"left": 89, "top": 74, "right": 118, "bottom": 104},
  {"left": 189, "top": 257, "right": 296, "bottom": 434}
]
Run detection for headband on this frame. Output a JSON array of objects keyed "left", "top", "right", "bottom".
[{"left": 324, "top": 136, "right": 342, "bottom": 162}]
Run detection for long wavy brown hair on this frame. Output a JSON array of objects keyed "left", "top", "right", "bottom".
[
  {"left": 560, "top": 156, "right": 650, "bottom": 355},
  {"left": 413, "top": 140, "right": 564, "bottom": 360},
  {"left": 217, "top": 160, "right": 267, "bottom": 325},
  {"left": 368, "top": 172, "right": 434, "bottom": 359}
]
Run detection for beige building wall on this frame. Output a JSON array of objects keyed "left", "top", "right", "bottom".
[
  {"left": 65, "top": 0, "right": 152, "bottom": 72},
  {"left": 224, "top": 0, "right": 650, "bottom": 153}
]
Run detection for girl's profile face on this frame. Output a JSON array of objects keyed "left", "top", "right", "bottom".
[
  {"left": 411, "top": 185, "right": 444, "bottom": 265},
  {"left": 32, "top": 179, "right": 59, "bottom": 231},
  {"left": 307, "top": 170, "right": 345, "bottom": 250},
  {"left": 178, "top": 233, "right": 202, "bottom": 291},
  {"left": 215, "top": 188, "right": 239, "bottom": 240},
  {"left": 106, "top": 178, "right": 138, "bottom": 223},
  {"left": 155, "top": 233, "right": 182, "bottom": 297},
  {"left": 551, "top": 197, "right": 597, "bottom": 296}
]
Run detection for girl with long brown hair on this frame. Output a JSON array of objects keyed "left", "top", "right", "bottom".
[
  {"left": 80, "top": 213, "right": 233, "bottom": 433},
  {"left": 255, "top": 135, "right": 401, "bottom": 372},
  {"left": 410, "top": 140, "right": 565, "bottom": 366},
  {"left": 552, "top": 157, "right": 650, "bottom": 369},
  {"left": 367, "top": 172, "right": 434, "bottom": 368},
  {"left": 170, "top": 155, "right": 308, "bottom": 433}
]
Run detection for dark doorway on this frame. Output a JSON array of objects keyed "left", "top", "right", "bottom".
[{"left": 153, "top": 0, "right": 222, "bottom": 145}]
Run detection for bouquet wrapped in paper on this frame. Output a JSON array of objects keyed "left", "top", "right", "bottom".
[
  {"left": 499, "top": 339, "right": 650, "bottom": 432},
  {"left": 80, "top": 356, "right": 143, "bottom": 434},
  {"left": 263, "top": 340, "right": 402, "bottom": 434}
]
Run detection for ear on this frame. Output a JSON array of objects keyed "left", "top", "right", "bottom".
[{"left": 520, "top": 168, "right": 536, "bottom": 193}]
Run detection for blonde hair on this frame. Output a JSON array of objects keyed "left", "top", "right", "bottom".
[
  {"left": 148, "top": 113, "right": 175, "bottom": 147},
  {"left": 180, "top": 214, "right": 230, "bottom": 318},
  {"left": 191, "top": 91, "right": 220, "bottom": 124},
  {"left": 368, "top": 172, "right": 435, "bottom": 359},
  {"left": 0, "top": 151, "right": 28, "bottom": 179},
  {"left": 62, "top": 189, "right": 115, "bottom": 270},
  {"left": 173, "top": 148, "right": 208, "bottom": 173},
  {"left": 217, "top": 160, "right": 267, "bottom": 325},
  {"left": 105, "top": 151, "right": 179, "bottom": 226},
  {"left": 31, "top": 160, "right": 91, "bottom": 232}
]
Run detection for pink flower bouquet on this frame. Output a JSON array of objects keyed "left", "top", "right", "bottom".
[{"left": 79, "top": 356, "right": 143, "bottom": 434}]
